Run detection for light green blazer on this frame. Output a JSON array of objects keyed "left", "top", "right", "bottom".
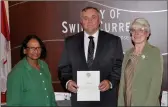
[{"left": 118, "top": 42, "right": 163, "bottom": 106}]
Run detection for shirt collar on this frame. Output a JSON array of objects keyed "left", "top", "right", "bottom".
[
  {"left": 23, "top": 57, "right": 44, "bottom": 71},
  {"left": 84, "top": 30, "right": 99, "bottom": 39}
]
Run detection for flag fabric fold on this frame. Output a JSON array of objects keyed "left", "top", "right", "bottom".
[{"left": 0, "top": 1, "right": 11, "bottom": 93}]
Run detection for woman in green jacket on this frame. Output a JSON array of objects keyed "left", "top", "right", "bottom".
[
  {"left": 7, "top": 35, "right": 57, "bottom": 106},
  {"left": 118, "top": 18, "right": 163, "bottom": 106}
]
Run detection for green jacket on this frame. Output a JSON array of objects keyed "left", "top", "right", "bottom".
[
  {"left": 118, "top": 42, "right": 163, "bottom": 106},
  {"left": 7, "top": 57, "right": 57, "bottom": 106}
]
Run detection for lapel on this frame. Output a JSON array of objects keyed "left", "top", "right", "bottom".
[
  {"left": 123, "top": 42, "right": 151, "bottom": 69},
  {"left": 139, "top": 42, "right": 151, "bottom": 58},
  {"left": 78, "top": 32, "right": 88, "bottom": 69},
  {"left": 134, "top": 42, "right": 151, "bottom": 75},
  {"left": 122, "top": 42, "right": 151, "bottom": 77},
  {"left": 92, "top": 31, "right": 106, "bottom": 69}
]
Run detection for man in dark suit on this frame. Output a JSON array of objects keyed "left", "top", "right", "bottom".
[{"left": 58, "top": 6, "right": 123, "bottom": 107}]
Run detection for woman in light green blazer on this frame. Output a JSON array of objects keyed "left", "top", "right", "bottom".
[{"left": 118, "top": 18, "right": 163, "bottom": 106}]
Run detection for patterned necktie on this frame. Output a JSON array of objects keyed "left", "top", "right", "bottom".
[{"left": 87, "top": 36, "right": 94, "bottom": 69}]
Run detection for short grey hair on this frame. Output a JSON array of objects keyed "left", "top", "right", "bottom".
[
  {"left": 80, "top": 6, "right": 101, "bottom": 20},
  {"left": 129, "top": 18, "right": 151, "bottom": 34}
]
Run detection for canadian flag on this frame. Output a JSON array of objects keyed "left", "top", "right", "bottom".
[{"left": 0, "top": 1, "right": 11, "bottom": 94}]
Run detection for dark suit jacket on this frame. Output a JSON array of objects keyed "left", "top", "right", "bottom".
[{"left": 58, "top": 30, "right": 123, "bottom": 107}]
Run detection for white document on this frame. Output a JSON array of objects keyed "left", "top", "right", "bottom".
[
  {"left": 77, "top": 71, "right": 100, "bottom": 101},
  {"left": 161, "top": 91, "right": 168, "bottom": 106}
]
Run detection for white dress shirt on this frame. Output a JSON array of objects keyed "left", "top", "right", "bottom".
[
  {"left": 66, "top": 30, "right": 112, "bottom": 89},
  {"left": 84, "top": 30, "right": 99, "bottom": 61}
]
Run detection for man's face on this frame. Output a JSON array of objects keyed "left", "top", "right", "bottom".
[
  {"left": 24, "top": 39, "right": 42, "bottom": 60},
  {"left": 80, "top": 8, "right": 101, "bottom": 35}
]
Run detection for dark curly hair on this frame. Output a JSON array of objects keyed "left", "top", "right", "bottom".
[{"left": 20, "top": 35, "right": 47, "bottom": 59}]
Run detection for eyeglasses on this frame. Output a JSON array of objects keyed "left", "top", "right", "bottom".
[
  {"left": 130, "top": 28, "right": 147, "bottom": 34},
  {"left": 26, "top": 47, "right": 41, "bottom": 52}
]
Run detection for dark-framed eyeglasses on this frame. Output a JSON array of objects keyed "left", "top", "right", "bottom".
[{"left": 26, "top": 47, "right": 42, "bottom": 51}]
